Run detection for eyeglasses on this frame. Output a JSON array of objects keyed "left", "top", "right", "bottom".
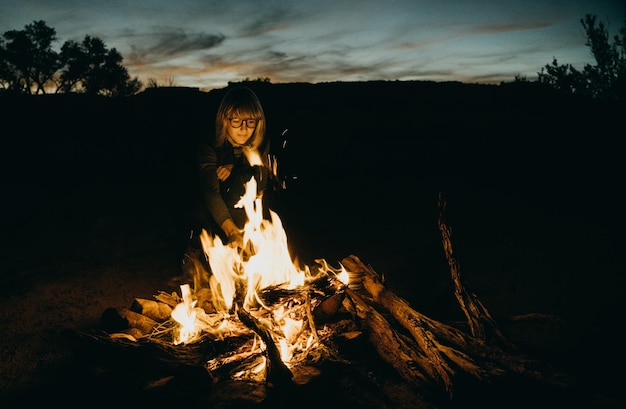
[{"left": 229, "top": 118, "right": 258, "bottom": 128}]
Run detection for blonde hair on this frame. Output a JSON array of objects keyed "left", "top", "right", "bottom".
[{"left": 215, "top": 86, "right": 266, "bottom": 149}]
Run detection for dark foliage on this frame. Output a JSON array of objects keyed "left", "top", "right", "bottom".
[
  {"left": 0, "top": 20, "right": 141, "bottom": 96},
  {"left": 538, "top": 14, "right": 626, "bottom": 101}
]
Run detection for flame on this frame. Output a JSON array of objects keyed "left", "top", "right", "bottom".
[
  {"left": 275, "top": 306, "right": 304, "bottom": 364},
  {"left": 337, "top": 265, "right": 350, "bottom": 286},
  {"left": 198, "top": 175, "right": 307, "bottom": 312},
  {"left": 315, "top": 258, "right": 350, "bottom": 287},
  {"left": 170, "top": 284, "right": 233, "bottom": 344},
  {"left": 170, "top": 284, "right": 199, "bottom": 344},
  {"left": 242, "top": 146, "right": 263, "bottom": 166},
  {"left": 169, "top": 155, "right": 350, "bottom": 365}
]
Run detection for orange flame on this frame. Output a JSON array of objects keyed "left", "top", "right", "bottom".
[
  {"left": 170, "top": 156, "right": 351, "bottom": 365},
  {"left": 198, "top": 176, "right": 307, "bottom": 312}
]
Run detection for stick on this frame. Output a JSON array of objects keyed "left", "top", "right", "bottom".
[
  {"left": 304, "top": 291, "right": 319, "bottom": 343},
  {"left": 237, "top": 308, "right": 294, "bottom": 386},
  {"left": 437, "top": 192, "right": 514, "bottom": 350}
]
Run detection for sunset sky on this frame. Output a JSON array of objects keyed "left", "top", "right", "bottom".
[{"left": 1, "top": 0, "right": 624, "bottom": 91}]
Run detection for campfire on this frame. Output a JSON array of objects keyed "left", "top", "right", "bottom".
[
  {"left": 96, "top": 175, "right": 370, "bottom": 388},
  {"left": 78, "top": 176, "right": 570, "bottom": 406}
]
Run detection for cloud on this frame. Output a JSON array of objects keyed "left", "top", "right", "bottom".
[
  {"left": 238, "top": 15, "right": 294, "bottom": 38},
  {"left": 3, "top": 0, "right": 621, "bottom": 89},
  {"left": 126, "top": 28, "right": 226, "bottom": 62},
  {"left": 469, "top": 21, "right": 552, "bottom": 35}
]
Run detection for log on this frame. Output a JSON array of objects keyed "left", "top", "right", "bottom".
[
  {"left": 312, "top": 292, "right": 344, "bottom": 324},
  {"left": 237, "top": 307, "right": 294, "bottom": 386},
  {"left": 205, "top": 337, "right": 268, "bottom": 383},
  {"left": 343, "top": 256, "right": 487, "bottom": 396},
  {"left": 130, "top": 298, "right": 173, "bottom": 322},
  {"left": 342, "top": 255, "right": 571, "bottom": 395},
  {"left": 342, "top": 286, "right": 433, "bottom": 392},
  {"left": 101, "top": 307, "right": 159, "bottom": 337},
  {"left": 208, "top": 378, "right": 267, "bottom": 407},
  {"left": 154, "top": 290, "right": 182, "bottom": 308},
  {"left": 437, "top": 192, "right": 513, "bottom": 350}
]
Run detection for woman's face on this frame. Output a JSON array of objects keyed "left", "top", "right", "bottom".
[{"left": 226, "top": 116, "right": 256, "bottom": 146}]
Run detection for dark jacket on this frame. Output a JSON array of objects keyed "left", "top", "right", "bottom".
[{"left": 197, "top": 137, "right": 272, "bottom": 230}]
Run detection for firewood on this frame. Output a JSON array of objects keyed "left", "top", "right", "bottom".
[
  {"left": 304, "top": 291, "right": 319, "bottom": 343},
  {"left": 153, "top": 290, "right": 181, "bottom": 308},
  {"left": 208, "top": 378, "right": 267, "bottom": 406},
  {"left": 312, "top": 292, "right": 344, "bottom": 324},
  {"left": 437, "top": 192, "right": 514, "bottom": 350},
  {"left": 101, "top": 307, "right": 158, "bottom": 337},
  {"left": 206, "top": 343, "right": 267, "bottom": 384},
  {"left": 342, "top": 255, "right": 569, "bottom": 395},
  {"left": 342, "top": 286, "right": 433, "bottom": 392},
  {"left": 343, "top": 256, "right": 482, "bottom": 395},
  {"left": 110, "top": 328, "right": 143, "bottom": 341},
  {"left": 131, "top": 298, "right": 173, "bottom": 322},
  {"left": 237, "top": 307, "right": 294, "bottom": 386},
  {"left": 290, "top": 364, "right": 322, "bottom": 385}
]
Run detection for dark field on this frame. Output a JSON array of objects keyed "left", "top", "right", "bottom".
[{"left": 1, "top": 81, "right": 624, "bottom": 408}]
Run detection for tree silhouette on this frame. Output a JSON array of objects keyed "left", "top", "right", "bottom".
[
  {"left": 0, "top": 20, "right": 60, "bottom": 94},
  {"left": 0, "top": 20, "right": 142, "bottom": 96},
  {"left": 58, "top": 35, "right": 141, "bottom": 96},
  {"left": 538, "top": 14, "right": 626, "bottom": 100}
]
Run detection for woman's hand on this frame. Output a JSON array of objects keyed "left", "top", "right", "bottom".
[
  {"left": 220, "top": 219, "right": 244, "bottom": 249},
  {"left": 217, "top": 164, "right": 233, "bottom": 181}
]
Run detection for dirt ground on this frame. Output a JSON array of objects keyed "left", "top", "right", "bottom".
[{"left": 1, "top": 174, "right": 625, "bottom": 408}]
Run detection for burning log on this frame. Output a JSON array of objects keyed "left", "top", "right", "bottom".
[
  {"left": 237, "top": 307, "right": 294, "bottom": 386},
  {"left": 205, "top": 337, "right": 267, "bottom": 383},
  {"left": 83, "top": 272, "right": 348, "bottom": 391}
]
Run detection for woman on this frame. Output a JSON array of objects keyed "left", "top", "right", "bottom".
[{"left": 194, "top": 86, "right": 273, "bottom": 248}]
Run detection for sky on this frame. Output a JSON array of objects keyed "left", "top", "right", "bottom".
[{"left": 1, "top": 0, "right": 624, "bottom": 91}]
